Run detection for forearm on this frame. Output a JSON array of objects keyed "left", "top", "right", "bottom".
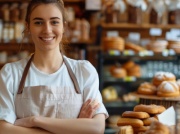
[
  {"left": 0, "top": 121, "right": 52, "bottom": 134},
  {"left": 34, "top": 114, "right": 105, "bottom": 134}
]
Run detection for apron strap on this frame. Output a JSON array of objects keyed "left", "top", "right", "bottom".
[
  {"left": 62, "top": 56, "right": 81, "bottom": 94},
  {"left": 17, "top": 54, "right": 34, "bottom": 94},
  {"left": 17, "top": 54, "right": 81, "bottom": 94}
]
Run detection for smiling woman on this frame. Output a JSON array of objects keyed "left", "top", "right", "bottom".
[{"left": 0, "top": 0, "right": 108, "bottom": 134}]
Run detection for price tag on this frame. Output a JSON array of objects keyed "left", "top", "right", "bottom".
[
  {"left": 85, "top": 0, "right": 101, "bottom": 10},
  {"left": 123, "top": 50, "right": 135, "bottom": 56},
  {"left": 123, "top": 76, "right": 136, "bottom": 82},
  {"left": 107, "top": 31, "right": 119, "bottom": 37},
  {"left": 169, "top": 49, "right": 176, "bottom": 55},
  {"left": 162, "top": 49, "right": 169, "bottom": 57},
  {"left": 128, "top": 32, "right": 140, "bottom": 41},
  {"left": 150, "top": 28, "right": 162, "bottom": 36},
  {"left": 108, "top": 50, "right": 121, "bottom": 56}
]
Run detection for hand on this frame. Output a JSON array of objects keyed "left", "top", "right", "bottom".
[
  {"left": 14, "top": 116, "right": 36, "bottom": 128},
  {"left": 78, "top": 99, "right": 100, "bottom": 118}
]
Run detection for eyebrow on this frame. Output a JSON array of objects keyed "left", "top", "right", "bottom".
[{"left": 33, "top": 17, "right": 61, "bottom": 20}]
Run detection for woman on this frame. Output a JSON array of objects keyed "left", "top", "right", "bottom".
[{"left": 0, "top": 0, "right": 108, "bottom": 134}]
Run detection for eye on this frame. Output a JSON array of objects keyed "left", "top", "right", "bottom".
[
  {"left": 51, "top": 21, "right": 59, "bottom": 25},
  {"left": 34, "top": 21, "right": 43, "bottom": 25}
]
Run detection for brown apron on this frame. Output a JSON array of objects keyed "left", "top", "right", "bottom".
[{"left": 15, "top": 54, "right": 83, "bottom": 119}]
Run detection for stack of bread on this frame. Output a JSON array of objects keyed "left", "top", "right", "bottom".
[
  {"left": 110, "top": 61, "right": 141, "bottom": 78},
  {"left": 117, "top": 104, "right": 167, "bottom": 134},
  {"left": 103, "top": 37, "right": 125, "bottom": 52},
  {"left": 146, "top": 40, "right": 168, "bottom": 53},
  {"left": 122, "top": 61, "right": 141, "bottom": 77},
  {"left": 137, "top": 71, "right": 180, "bottom": 97}
]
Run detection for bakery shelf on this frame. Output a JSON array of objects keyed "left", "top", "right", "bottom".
[
  {"left": 103, "top": 77, "right": 151, "bottom": 83},
  {"left": 0, "top": 43, "right": 34, "bottom": 51},
  {"left": 101, "top": 23, "right": 180, "bottom": 30},
  {"left": 104, "top": 101, "right": 138, "bottom": 115},
  {"left": 100, "top": 52, "right": 179, "bottom": 61},
  {"left": 0, "top": 0, "right": 84, "bottom": 2}
]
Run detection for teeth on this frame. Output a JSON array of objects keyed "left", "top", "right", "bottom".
[{"left": 41, "top": 37, "right": 53, "bottom": 41}]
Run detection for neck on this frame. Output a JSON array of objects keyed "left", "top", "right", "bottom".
[{"left": 32, "top": 51, "right": 63, "bottom": 74}]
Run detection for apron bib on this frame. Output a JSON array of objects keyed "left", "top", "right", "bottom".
[{"left": 15, "top": 54, "right": 82, "bottom": 119}]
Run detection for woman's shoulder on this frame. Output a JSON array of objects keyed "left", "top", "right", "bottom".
[
  {"left": 63, "top": 56, "right": 96, "bottom": 73},
  {"left": 1, "top": 57, "right": 29, "bottom": 72}
]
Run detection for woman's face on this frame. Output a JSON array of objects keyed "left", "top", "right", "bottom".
[{"left": 29, "top": 4, "right": 64, "bottom": 52}]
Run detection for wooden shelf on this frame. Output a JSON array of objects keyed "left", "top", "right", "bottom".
[
  {"left": 0, "top": 0, "right": 84, "bottom": 2},
  {"left": 101, "top": 23, "right": 180, "bottom": 30},
  {"left": 0, "top": 43, "right": 34, "bottom": 51}
]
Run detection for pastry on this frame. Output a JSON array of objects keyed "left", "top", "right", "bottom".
[
  {"left": 133, "top": 126, "right": 150, "bottom": 133},
  {"left": 110, "top": 65, "right": 127, "bottom": 78},
  {"left": 152, "top": 72, "right": 176, "bottom": 87},
  {"left": 157, "top": 81, "right": 180, "bottom": 97},
  {"left": 143, "top": 117, "right": 158, "bottom": 126},
  {"left": 122, "top": 61, "right": 135, "bottom": 70},
  {"left": 145, "top": 121, "right": 170, "bottom": 134},
  {"left": 127, "top": 64, "right": 141, "bottom": 77},
  {"left": 122, "top": 111, "right": 150, "bottom": 119},
  {"left": 133, "top": 104, "right": 166, "bottom": 114},
  {"left": 137, "top": 82, "right": 157, "bottom": 95},
  {"left": 125, "top": 42, "right": 145, "bottom": 53},
  {"left": 146, "top": 40, "right": 168, "bottom": 53},
  {"left": 118, "top": 125, "right": 133, "bottom": 134},
  {"left": 117, "top": 117, "right": 144, "bottom": 127}
]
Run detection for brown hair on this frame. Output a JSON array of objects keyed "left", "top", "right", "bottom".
[{"left": 25, "top": 0, "right": 68, "bottom": 53}]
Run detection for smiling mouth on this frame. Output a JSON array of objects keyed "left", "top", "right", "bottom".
[{"left": 40, "top": 37, "right": 55, "bottom": 42}]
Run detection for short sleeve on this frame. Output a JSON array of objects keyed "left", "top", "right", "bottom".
[
  {"left": 78, "top": 61, "right": 109, "bottom": 119},
  {"left": 0, "top": 64, "right": 16, "bottom": 124}
]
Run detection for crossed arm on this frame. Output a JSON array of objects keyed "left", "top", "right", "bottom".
[{"left": 0, "top": 99, "right": 106, "bottom": 134}]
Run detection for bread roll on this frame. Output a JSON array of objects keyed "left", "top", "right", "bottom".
[
  {"left": 157, "top": 81, "right": 180, "bottom": 97},
  {"left": 137, "top": 82, "right": 157, "bottom": 95},
  {"left": 122, "top": 111, "right": 150, "bottom": 119},
  {"left": 134, "top": 104, "right": 166, "bottom": 114},
  {"left": 152, "top": 72, "right": 176, "bottom": 87},
  {"left": 145, "top": 121, "right": 170, "bottom": 134},
  {"left": 143, "top": 117, "right": 158, "bottom": 126},
  {"left": 117, "top": 117, "right": 144, "bottom": 127}
]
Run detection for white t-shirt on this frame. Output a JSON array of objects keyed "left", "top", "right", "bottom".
[{"left": 0, "top": 56, "right": 108, "bottom": 124}]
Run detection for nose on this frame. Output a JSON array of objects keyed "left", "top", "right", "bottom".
[{"left": 43, "top": 22, "right": 52, "bottom": 34}]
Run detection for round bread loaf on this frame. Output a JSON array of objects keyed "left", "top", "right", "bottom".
[
  {"left": 110, "top": 65, "right": 127, "bottom": 78},
  {"left": 152, "top": 72, "right": 176, "bottom": 87},
  {"left": 137, "top": 82, "right": 157, "bottom": 95},
  {"left": 157, "top": 81, "right": 180, "bottom": 97}
]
